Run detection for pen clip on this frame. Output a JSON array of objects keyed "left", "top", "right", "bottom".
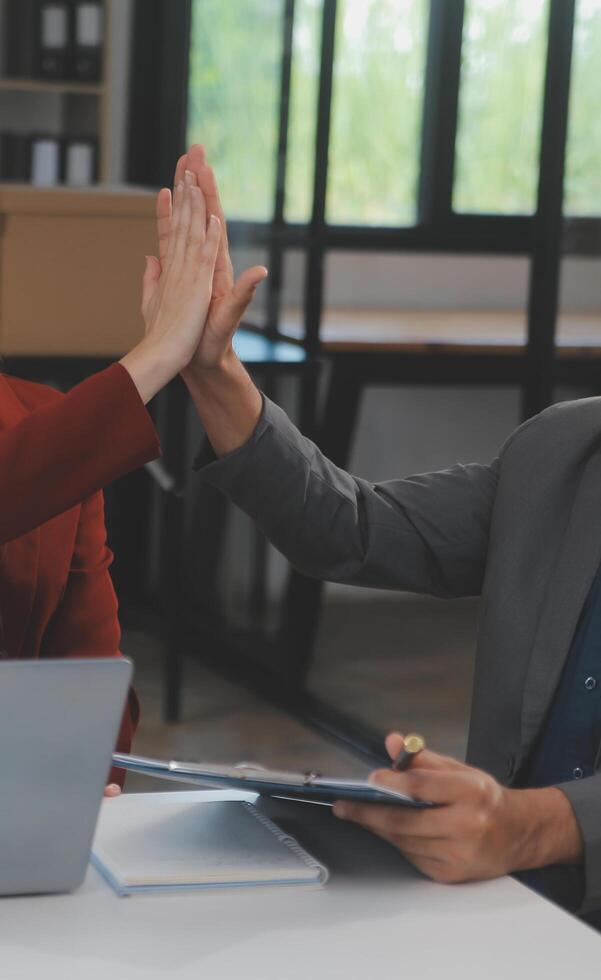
[{"left": 302, "top": 770, "right": 322, "bottom": 785}]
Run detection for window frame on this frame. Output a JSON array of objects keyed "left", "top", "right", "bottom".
[{"left": 128, "top": 0, "right": 600, "bottom": 351}]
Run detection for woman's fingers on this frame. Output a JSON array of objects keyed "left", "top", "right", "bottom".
[
  {"left": 141, "top": 255, "right": 162, "bottom": 317},
  {"left": 166, "top": 170, "right": 195, "bottom": 273},
  {"left": 156, "top": 153, "right": 188, "bottom": 265},
  {"left": 165, "top": 179, "right": 184, "bottom": 268},
  {"left": 184, "top": 184, "right": 207, "bottom": 274}
]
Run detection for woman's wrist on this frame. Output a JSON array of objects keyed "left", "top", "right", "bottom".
[{"left": 120, "top": 337, "right": 187, "bottom": 405}]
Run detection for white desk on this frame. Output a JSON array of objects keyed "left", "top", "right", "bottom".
[{"left": 1, "top": 790, "right": 599, "bottom": 979}]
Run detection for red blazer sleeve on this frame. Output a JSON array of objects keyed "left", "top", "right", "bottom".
[
  {"left": 42, "top": 489, "right": 138, "bottom": 787},
  {"left": 0, "top": 363, "right": 160, "bottom": 545}
]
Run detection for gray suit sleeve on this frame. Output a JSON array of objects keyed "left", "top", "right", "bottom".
[
  {"left": 195, "top": 396, "right": 500, "bottom": 598},
  {"left": 557, "top": 775, "right": 601, "bottom": 913}
]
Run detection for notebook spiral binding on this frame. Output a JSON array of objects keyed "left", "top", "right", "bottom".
[{"left": 244, "top": 803, "right": 330, "bottom": 885}]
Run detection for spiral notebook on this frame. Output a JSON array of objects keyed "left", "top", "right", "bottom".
[{"left": 91, "top": 793, "right": 328, "bottom": 895}]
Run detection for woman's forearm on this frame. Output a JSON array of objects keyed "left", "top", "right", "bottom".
[
  {"left": 182, "top": 350, "right": 263, "bottom": 457},
  {"left": 0, "top": 364, "right": 159, "bottom": 544}
]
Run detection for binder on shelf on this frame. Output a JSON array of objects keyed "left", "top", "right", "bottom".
[
  {"left": 3, "top": 1, "right": 38, "bottom": 78},
  {"left": 37, "top": 2, "right": 71, "bottom": 79},
  {"left": 72, "top": 2, "right": 104, "bottom": 82},
  {"left": 64, "top": 136, "right": 97, "bottom": 185},
  {"left": 30, "top": 135, "right": 61, "bottom": 185},
  {"left": 0, "top": 133, "right": 33, "bottom": 182}
]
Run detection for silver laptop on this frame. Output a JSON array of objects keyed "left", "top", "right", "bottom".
[{"left": 0, "top": 657, "right": 132, "bottom": 896}]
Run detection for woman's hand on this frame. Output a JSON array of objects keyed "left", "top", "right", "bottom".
[
  {"left": 332, "top": 732, "right": 582, "bottom": 883},
  {"left": 141, "top": 167, "right": 221, "bottom": 369},
  {"left": 155, "top": 145, "right": 268, "bottom": 376},
  {"left": 119, "top": 167, "right": 220, "bottom": 403}
]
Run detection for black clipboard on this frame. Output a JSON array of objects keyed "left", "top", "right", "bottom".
[{"left": 113, "top": 753, "right": 431, "bottom": 808}]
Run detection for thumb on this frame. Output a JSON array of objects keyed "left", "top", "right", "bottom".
[
  {"left": 222, "top": 265, "right": 268, "bottom": 329},
  {"left": 141, "top": 255, "right": 161, "bottom": 313},
  {"left": 385, "top": 731, "right": 404, "bottom": 760}
]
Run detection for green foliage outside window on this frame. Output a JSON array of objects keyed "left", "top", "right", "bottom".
[
  {"left": 564, "top": 0, "right": 601, "bottom": 217},
  {"left": 187, "top": 0, "right": 601, "bottom": 225},
  {"left": 284, "top": 0, "right": 321, "bottom": 222},
  {"left": 326, "top": 0, "right": 428, "bottom": 225},
  {"left": 187, "top": 0, "right": 282, "bottom": 221},
  {"left": 453, "top": 0, "right": 548, "bottom": 215}
]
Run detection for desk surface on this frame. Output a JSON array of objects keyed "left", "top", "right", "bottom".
[{"left": 1, "top": 790, "right": 599, "bottom": 980}]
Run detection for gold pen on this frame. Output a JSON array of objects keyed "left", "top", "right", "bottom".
[{"left": 391, "top": 733, "right": 425, "bottom": 772}]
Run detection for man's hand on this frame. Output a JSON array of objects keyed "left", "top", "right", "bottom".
[
  {"left": 333, "top": 732, "right": 583, "bottom": 883},
  {"left": 153, "top": 144, "right": 268, "bottom": 375},
  {"left": 104, "top": 784, "right": 121, "bottom": 798}
]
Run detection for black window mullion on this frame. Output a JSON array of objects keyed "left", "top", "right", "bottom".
[
  {"left": 128, "top": 0, "right": 191, "bottom": 188},
  {"left": 523, "top": 0, "right": 576, "bottom": 419},
  {"left": 265, "top": 0, "right": 296, "bottom": 337},
  {"left": 417, "top": 0, "right": 465, "bottom": 227},
  {"left": 302, "top": 0, "right": 337, "bottom": 358}
]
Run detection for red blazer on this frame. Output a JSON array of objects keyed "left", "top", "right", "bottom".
[{"left": 0, "top": 363, "right": 161, "bottom": 784}]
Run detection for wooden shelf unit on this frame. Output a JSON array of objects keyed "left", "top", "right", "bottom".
[
  {"left": 0, "top": 0, "right": 116, "bottom": 184},
  {"left": 0, "top": 77, "right": 104, "bottom": 95}
]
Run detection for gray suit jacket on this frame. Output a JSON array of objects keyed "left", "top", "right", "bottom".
[{"left": 197, "top": 394, "right": 601, "bottom": 912}]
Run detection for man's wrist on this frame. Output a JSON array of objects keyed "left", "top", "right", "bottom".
[
  {"left": 181, "top": 349, "right": 263, "bottom": 457},
  {"left": 181, "top": 347, "right": 239, "bottom": 389},
  {"left": 508, "top": 786, "right": 583, "bottom": 872}
]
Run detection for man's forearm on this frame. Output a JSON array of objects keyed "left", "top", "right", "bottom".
[{"left": 182, "top": 350, "right": 263, "bottom": 457}]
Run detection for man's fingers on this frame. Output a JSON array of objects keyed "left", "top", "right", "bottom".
[
  {"left": 333, "top": 798, "right": 452, "bottom": 839},
  {"left": 201, "top": 214, "right": 221, "bottom": 270},
  {"left": 103, "top": 783, "right": 121, "bottom": 798},
  {"left": 187, "top": 144, "right": 206, "bottom": 172},
  {"left": 207, "top": 265, "right": 267, "bottom": 340},
  {"left": 228, "top": 265, "right": 268, "bottom": 319},
  {"left": 393, "top": 834, "right": 448, "bottom": 858},
  {"left": 188, "top": 146, "right": 233, "bottom": 290},
  {"left": 173, "top": 153, "right": 188, "bottom": 189},
  {"left": 385, "top": 731, "right": 404, "bottom": 760},
  {"left": 385, "top": 732, "right": 465, "bottom": 772},
  {"left": 402, "top": 854, "right": 448, "bottom": 880},
  {"left": 370, "top": 767, "right": 475, "bottom": 805},
  {"left": 237, "top": 265, "right": 269, "bottom": 293}
]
